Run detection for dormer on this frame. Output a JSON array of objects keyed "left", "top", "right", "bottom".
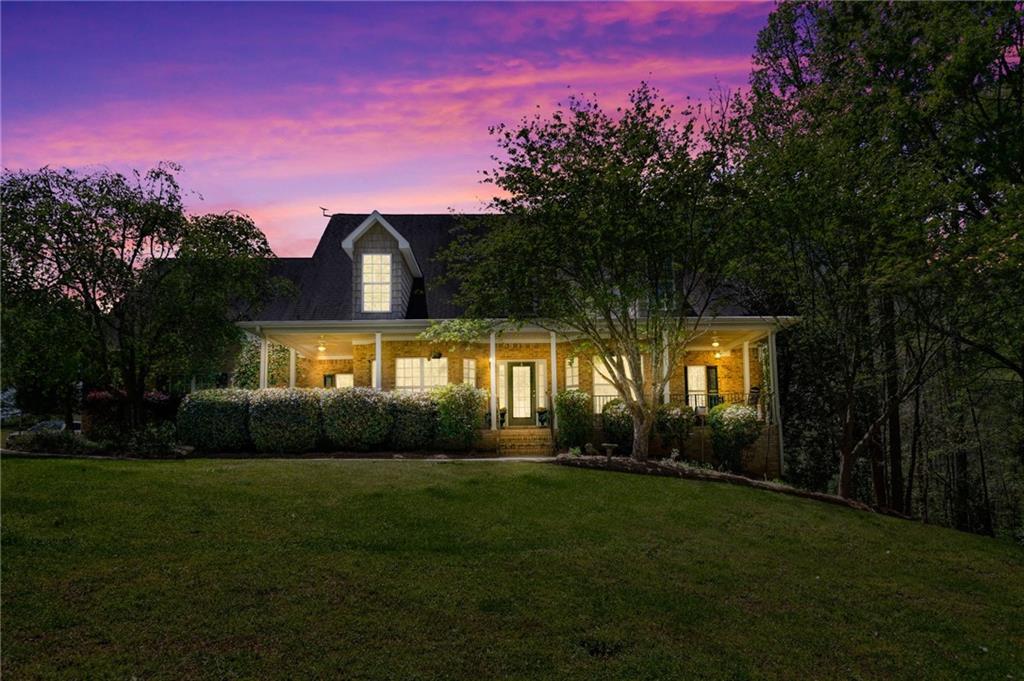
[{"left": 342, "top": 211, "right": 421, "bottom": 319}]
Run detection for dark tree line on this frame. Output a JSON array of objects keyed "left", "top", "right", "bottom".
[{"left": 730, "top": 1, "right": 1023, "bottom": 537}]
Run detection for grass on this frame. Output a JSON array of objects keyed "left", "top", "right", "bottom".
[{"left": 2, "top": 458, "right": 1022, "bottom": 680}]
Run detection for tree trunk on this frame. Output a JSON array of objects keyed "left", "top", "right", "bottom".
[
  {"left": 881, "top": 296, "right": 903, "bottom": 512},
  {"left": 631, "top": 411, "right": 655, "bottom": 461},
  {"left": 838, "top": 403, "right": 856, "bottom": 498}
]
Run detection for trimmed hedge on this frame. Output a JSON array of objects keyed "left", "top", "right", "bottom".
[
  {"left": 432, "top": 384, "right": 486, "bottom": 450},
  {"left": 388, "top": 392, "right": 437, "bottom": 451},
  {"left": 321, "top": 387, "right": 392, "bottom": 451},
  {"left": 656, "top": 401, "right": 695, "bottom": 452},
  {"left": 249, "top": 388, "right": 321, "bottom": 454},
  {"left": 708, "top": 403, "right": 760, "bottom": 473},
  {"left": 178, "top": 389, "right": 251, "bottom": 451},
  {"left": 601, "top": 398, "right": 633, "bottom": 454},
  {"left": 554, "top": 389, "right": 592, "bottom": 449}
]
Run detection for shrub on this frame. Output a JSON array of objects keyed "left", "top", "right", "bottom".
[
  {"left": 601, "top": 398, "right": 633, "bottom": 454},
  {"left": 555, "top": 389, "right": 592, "bottom": 449},
  {"left": 6, "top": 430, "right": 101, "bottom": 456},
  {"left": 388, "top": 392, "right": 436, "bottom": 451},
  {"left": 249, "top": 388, "right": 321, "bottom": 454},
  {"left": 708, "top": 403, "right": 760, "bottom": 473},
  {"left": 432, "top": 383, "right": 486, "bottom": 450},
  {"left": 321, "top": 387, "right": 393, "bottom": 451},
  {"left": 177, "top": 389, "right": 251, "bottom": 451},
  {"left": 108, "top": 422, "right": 180, "bottom": 458},
  {"left": 143, "top": 390, "right": 176, "bottom": 422},
  {"left": 83, "top": 389, "right": 126, "bottom": 440},
  {"left": 656, "top": 401, "right": 695, "bottom": 451}
]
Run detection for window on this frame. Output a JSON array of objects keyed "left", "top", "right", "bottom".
[
  {"left": 463, "top": 359, "right": 477, "bottom": 386},
  {"left": 685, "top": 365, "right": 718, "bottom": 410},
  {"left": 395, "top": 357, "right": 448, "bottom": 391},
  {"left": 565, "top": 357, "right": 579, "bottom": 390},
  {"left": 362, "top": 253, "right": 391, "bottom": 312},
  {"left": 324, "top": 373, "right": 354, "bottom": 388},
  {"left": 592, "top": 356, "right": 640, "bottom": 413}
]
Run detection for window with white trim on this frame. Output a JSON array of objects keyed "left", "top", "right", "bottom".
[
  {"left": 395, "top": 357, "right": 448, "bottom": 391},
  {"left": 463, "top": 359, "right": 477, "bottom": 386},
  {"left": 565, "top": 357, "right": 579, "bottom": 390},
  {"left": 362, "top": 253, "right": 391, "bottom": 312},
  {"left": 323, "top": 373, "right": 354, "bottom": 388}
]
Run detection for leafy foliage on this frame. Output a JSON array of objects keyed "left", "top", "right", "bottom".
[
  {"left": 321, "top": 388, "right": 393, "bottom": 451},
  {"left": 0, "top": 164, "right": 281, "bottom": 426},
  {"left": 248, "top": 389, "right": 321, "bottom": 454},
  {"left": 431, "top": 384, "right": 486, "bottom": 450},
  {"left": 232, "top": 337, "right": 306, "bottom": 389},
  {"left": 554, "top": 389, "right": 592, "bottom": 449},
  {"left": 387, "top": 392, "right": 437, "bottom": 451},
  {"left": 177, "top": 389, "right": 252, "bottom": 452},
  {"left": 708, "top": 404, "right": 760, "bottom": 474},
  {"left": 5, "top": 430, "right": 102, "bottom": 456},
  {"left": 440, "top": 83, "right": 735, "bottom": 459},
  {"left": 656, "top": 401, "right": 695, "bottom": 451},
  {"left": 600, "top": 399, "right": 633, "bottom": 455}
]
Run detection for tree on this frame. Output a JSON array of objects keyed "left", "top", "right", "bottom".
[
  {"left": 1, "top": 164, "right": 279, "bottom": 426},
  {"left": 433, "top": 84, "right": 733, "bottom": 459},
  {"left": 732, "top": 1, "right": 1022, "bottom": 519}
]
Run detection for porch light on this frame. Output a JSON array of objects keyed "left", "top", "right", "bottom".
[
  {"left": 317, "top": 337, "right": 327, "bottom": 353},
  {"left": 714, "top": 350, "right": 722, "bottom": 359},
  {"left": 711, "top": 336, "right": 720, "bottom": 348}
]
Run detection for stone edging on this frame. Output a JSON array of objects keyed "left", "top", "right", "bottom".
[{"left": 554, "top": 454, "right": 909, "bottom": 518}]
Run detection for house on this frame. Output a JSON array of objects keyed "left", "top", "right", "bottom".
[{"left": 238, "top": 211, "right": 793, "bottom": 469}]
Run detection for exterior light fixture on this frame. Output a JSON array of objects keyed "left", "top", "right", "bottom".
[
  {"left": 711, "top": 336, "right": 720, "bottom": 348},
  {"left": 714, "top": 351, "right": 722, "bottom": 360},
  {"left": 317, "top": 337, "right": 327, "bottom": 353}
]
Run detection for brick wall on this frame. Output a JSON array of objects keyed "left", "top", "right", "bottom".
[{"left": 299, "top": 358, "right": 355, "bottom": 388}]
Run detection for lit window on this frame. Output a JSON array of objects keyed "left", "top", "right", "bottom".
[
  {"left": 362, "top": 253, "right": 391, "bottom": 312},
  {"left": 463, "top": 359, "right": 477, "bottom": 386},
  {"left": 565, "top": 358, "right": 579, "bottom": 390},
  {"left": 592, "top": 356, "right": 639, "bottom": 413},
  {"left": 395, "top": 357, "right": 448, "bottom": 391}
]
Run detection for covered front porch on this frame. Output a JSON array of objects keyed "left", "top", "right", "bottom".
[{"left": 237, "top": 318, "right": 785, "bottom": 436}]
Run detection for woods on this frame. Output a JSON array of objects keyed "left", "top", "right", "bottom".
[{"left": 730, "top": 2, "right": 1023, "bottom": 536}]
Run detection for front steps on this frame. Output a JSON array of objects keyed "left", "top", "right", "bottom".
[{"left": 496, "top": 427, "right": 554, "bottom": 457}]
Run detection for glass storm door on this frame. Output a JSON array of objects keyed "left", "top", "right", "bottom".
[{"left": 507, "top": 362, "right": 536, "bottom": 426}]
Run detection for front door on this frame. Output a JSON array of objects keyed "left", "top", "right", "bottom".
[{"left": 507, "top": 362, "right": 536, "bottom": 426}]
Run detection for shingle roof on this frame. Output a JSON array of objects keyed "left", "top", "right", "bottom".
[{"left": 250, "top": 213, "right": 471, "bottom": 321}]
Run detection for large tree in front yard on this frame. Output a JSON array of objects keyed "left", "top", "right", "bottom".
[
  {"left": 436, "top": 84, "right": 734, "bottom": 459},
  {"left": 1, "top": 164, "right": 279, "bottom": 426}
]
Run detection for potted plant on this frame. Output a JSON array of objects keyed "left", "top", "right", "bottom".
[
  {"left": 536, "top": 406, "right": 549, "bottom": 426},
  {"left": 499, "top": 407, "right": 507, "bottom": 427}
]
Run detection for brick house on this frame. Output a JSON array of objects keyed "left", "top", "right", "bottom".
[{"left": 239, "top": 211, "right": 793, "bottom": 470}]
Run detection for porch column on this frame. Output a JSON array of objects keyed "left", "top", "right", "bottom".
[
  {"left": 258, "top": 337, "right": 269, "bottom": 389},
  {"left": 662, "top": 333, "right": 671, "bottom": 403},
  {"left": 190, "top": 376, "right": 196, "bottom": 393},
  {"left": 288, "top": 348, "right": 297, "bottom": 388},
  {"left": 768, "top": 331, "right": 785, "bottom": 473},
  {"left": 742, "top": 340, "right": 751, "bottom": 396},
  {"left": 489, "top": 332, "right": 498, "bottom": 431},
  {"left": 374, "top": 332, "right": 383, "bottom": 390},
  {"left": 549, "top": 332, "right": 558, "bottom": 428}
]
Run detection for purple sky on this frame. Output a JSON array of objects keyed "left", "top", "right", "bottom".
[{"left": 2, "top": 1, "right": 771, "bottom": 255}]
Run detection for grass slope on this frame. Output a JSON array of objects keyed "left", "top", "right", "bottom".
[{"left": 2, "top": 458, "right": 1022, "bottom": 680}]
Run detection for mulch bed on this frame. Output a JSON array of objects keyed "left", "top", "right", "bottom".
[{"left": 553, "top": 454, "right": 908, "bottom": 518}]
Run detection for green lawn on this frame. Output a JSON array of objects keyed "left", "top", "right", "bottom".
[{"left": 2, "top": 459, "right": 1022, "bottom": 680}]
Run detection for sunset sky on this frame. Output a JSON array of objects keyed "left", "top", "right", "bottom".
[{"left": 2, "top": 1, "right": 771, "bottom": 256}]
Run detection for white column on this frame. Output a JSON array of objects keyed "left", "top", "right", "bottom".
[
  {"left": 549, "top": 332, "right": 558, "bottom": 428},
  {"left": 190, "top": 376, "right": 197, "bottom": 393},
  {"left": 768, "top": 331, "right": 785, "bottom": 474},
  {"left": 489, "top": 332, "right": 498, "bottom": 431},
  {"left": 662, "top": 334, "right": 671, "bottom": 403},
  {"left": 742, "top": 340, "right": 751, "bottom": 396},
  {"left": 374, "top": 333, "right": 383, "bottom": 391},
  {"left": 258, "top": 337, "right": 269, "bottom": 389},
  {"left": 288, "top": 348, "right": 297, "bottom": 388}
]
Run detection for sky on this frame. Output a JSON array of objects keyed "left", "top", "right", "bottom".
[{"left": 1, "top": 1, "right": 771, "bottom": 256}]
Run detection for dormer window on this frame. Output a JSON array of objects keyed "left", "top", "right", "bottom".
[{"left": 362, "top": 253, "right": 391, "bottom": 312}]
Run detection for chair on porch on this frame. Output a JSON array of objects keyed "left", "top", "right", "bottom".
[{"left": 746, "top": 386, "right": 761, "bottom": 408}]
